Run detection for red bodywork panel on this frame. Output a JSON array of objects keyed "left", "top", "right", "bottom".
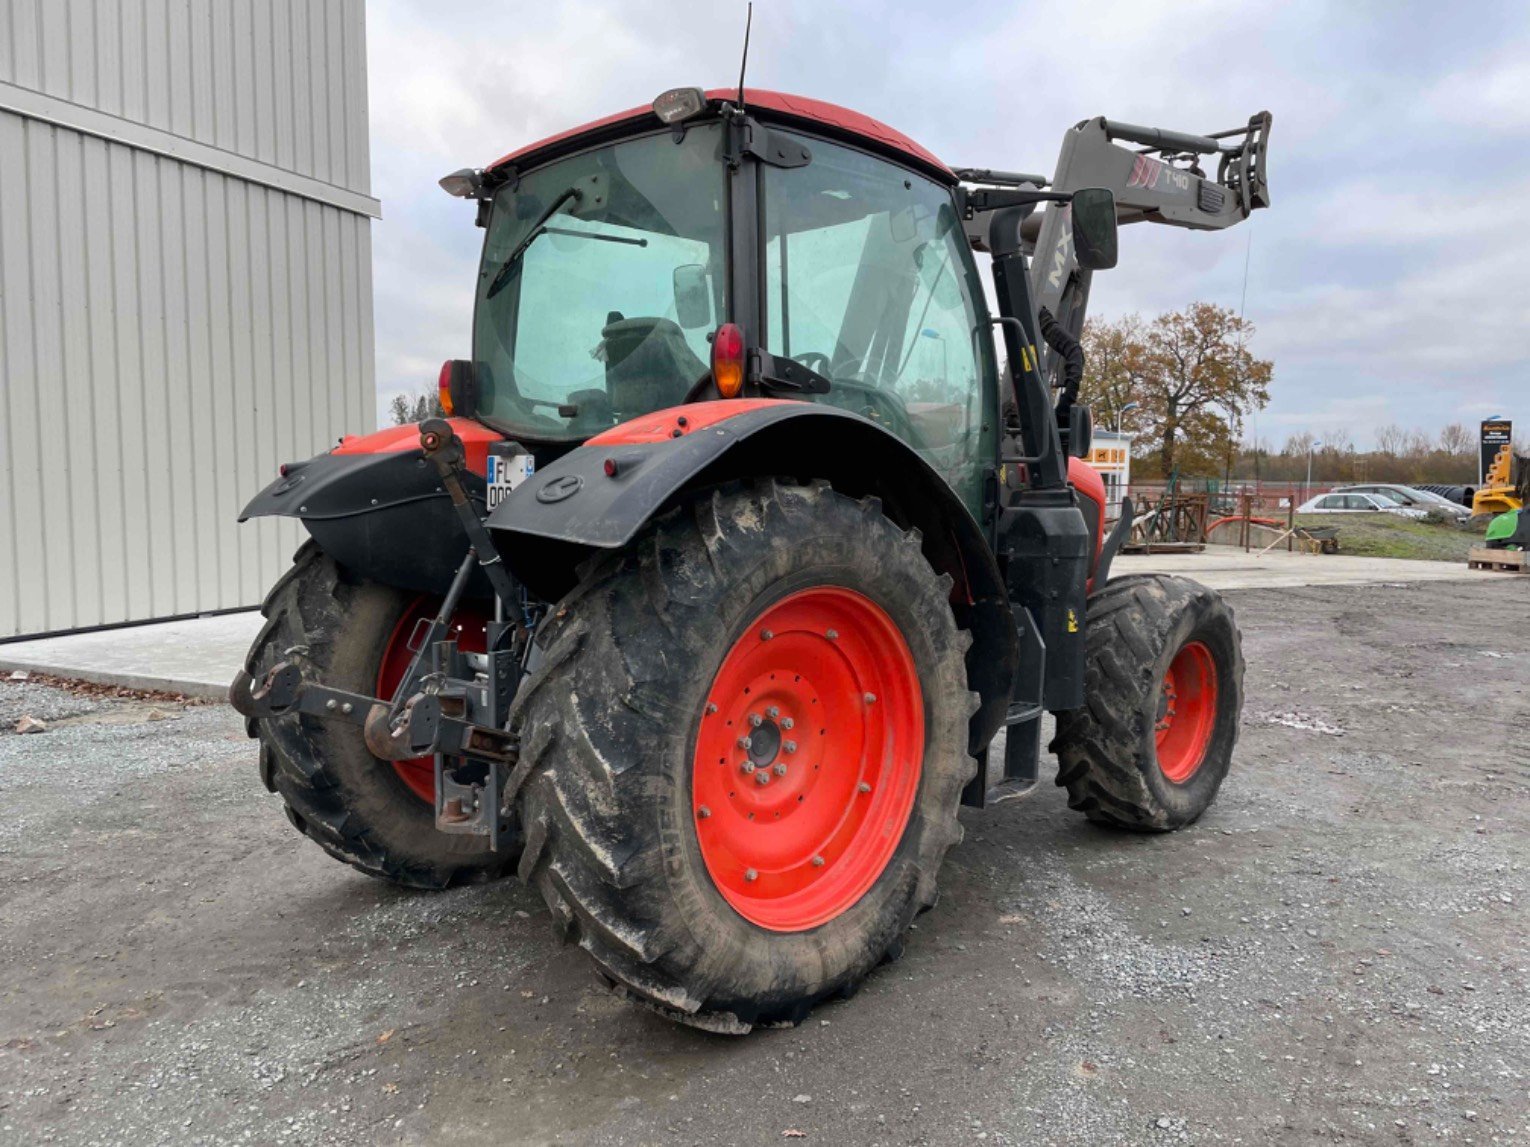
[
  {"left": 1069, "top": 456, "right": 1108, "bottom": 579},
  {"left": 333, "top": 418, "right": 504, "bottom": 476},
  {"left": 587, "top": 399, "right": 788, "bottom": 446},
  {"left": 487, "top": 88, "right": 954, "bottom": 184}
]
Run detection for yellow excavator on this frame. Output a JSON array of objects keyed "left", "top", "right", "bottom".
[{"left": 1473, "top": 444, "right": 1528, "bottom": 516}]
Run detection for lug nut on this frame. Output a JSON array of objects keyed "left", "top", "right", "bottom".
[
  {"left": 741, "top": 761, "right": 756, "bottom": 774},
  {"left": 744, "top": 868, "right": 758, "bottom": 882},
  {"left": 825, "top": 629, "right": 838, "bottom": 640},
  {"left": 774, "top": 763, "right": 788, "bottom": 776},
  {"left": 706, "top": 703, "right": 718, "bottom": 714},
  {"left": 766, "top": 706, "right": 780, "bottom": 719},
  {"left": 864, "top": 693, "right": 877, "bottom": 704},
  {"left": 737, "top": 736, "right": 751, "bottom": 750},
  {"left": 812, "top": 855, "right": 825, "bottom": 867},
  {"left": 858, "top": 781, "right": 872, "bottom": 793},
  {"left": 761, "top": 629, "right": 773, "bottom": 641},
  {"left": 755, "top": 771, "right": 771, "bottom": 785},
  {"left": 781, "top": 717, "right": 794, "bottom": 730},
  {"left": 784, "top": 740, "right": 797, "bottom": 754},
  {"left": 749, "top": 713, "right": 764, "bottom": 728},
  {"left": 697, "top": 805, "right": 711, "bottom": 818}
]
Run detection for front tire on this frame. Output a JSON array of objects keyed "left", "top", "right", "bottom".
[
  {"left": 1052, "top": 573, "right": 1244, "bottom": 830},
  {"left": 510, "top": 481, "right": 976, "bottom": 1031}
]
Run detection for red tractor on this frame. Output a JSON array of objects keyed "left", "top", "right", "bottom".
[{"left": 232, "top": 88, "right": 1272, "bottom": 1032}]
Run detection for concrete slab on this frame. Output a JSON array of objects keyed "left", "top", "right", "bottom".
[
  {"left": 0, "top": 548, "right": 1510, "bottom": 699},
  {"left": 0, "top": 611, "right": 263, "bottom": 700},
  {"left": 1114, "top": 546, "right": 1500, "bottom": 590}
]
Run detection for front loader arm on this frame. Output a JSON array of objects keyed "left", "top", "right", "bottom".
[
  {"left": 959, "top": 112, "right": 1271, "bottom": 380},
  {"left": 1027, "top": 112, "right": 1271, "bottom": 339}
]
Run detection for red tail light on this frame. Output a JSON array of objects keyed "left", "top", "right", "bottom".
[{"left": 712, "top": 323, "right": 745, "bottom": 398}]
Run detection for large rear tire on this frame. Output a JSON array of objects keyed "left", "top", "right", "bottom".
[
  {"left": 1052, "top": 573, "right": 1244, "bottom": 830},
  {"left": 244, "top": 542, "right": 517, "bottom": 889},
  {"left": 510, "top": 481, "right": 976, "bottom": 1031}
]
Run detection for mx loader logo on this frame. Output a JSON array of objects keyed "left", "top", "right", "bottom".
[
  {"left": 1047, "top": 205, "right": 1073, "bottom": 290},
  {"left": 1126, "top": 154, "right": 1191, "bottom": 194}
]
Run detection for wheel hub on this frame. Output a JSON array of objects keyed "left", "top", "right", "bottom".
[{"left": 691, "top": 587, "right": 924, "bottom": 933}]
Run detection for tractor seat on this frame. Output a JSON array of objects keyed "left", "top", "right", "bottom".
[{"left": 601, "top": 316, "right": 706, "bottom": 416}]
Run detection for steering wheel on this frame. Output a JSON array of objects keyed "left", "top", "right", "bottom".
[
  {"left": 792, "top": 351, "right": 833, "bottom": 375},
  {"left": 829, "top": 377, "right": 918, "bottom": 441}
]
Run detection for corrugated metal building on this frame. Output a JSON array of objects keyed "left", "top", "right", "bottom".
[{"left": 0, "top": 0, "right": 378, "bottom": 639}]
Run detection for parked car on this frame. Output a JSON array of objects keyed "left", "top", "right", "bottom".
[
  {"left": 1297, "top": 491, "right": 1430, "bottom": 519},
  {"left": 1333, "top": 483, "right": 1472, "bottom": 519}
]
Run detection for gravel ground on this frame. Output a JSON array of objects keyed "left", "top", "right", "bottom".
[{"left": 1, "top": 578, "right": 1526, "bottom": 1146}]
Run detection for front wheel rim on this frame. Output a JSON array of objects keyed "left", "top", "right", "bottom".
[
  {"left": 1155, "top": 640, "right": 1219, "bottom": 783},
  {"left": 691, "top": 587, "right": 925, "bottom": 932}
]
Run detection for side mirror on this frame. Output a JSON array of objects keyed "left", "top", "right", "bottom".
[
  {"left": 1067, "top": 403, "right": 1094, "bottom": 458},
  {"left": 673, "top": 264, "right": 712, "bottom": 329},
  {"left": 1071, "top": 188, "right": 1118, "bottom": 271}
]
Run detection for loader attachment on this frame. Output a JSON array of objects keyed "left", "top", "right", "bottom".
[{"left": 958, "top": 111, "right": 1271, "bottom": 380}]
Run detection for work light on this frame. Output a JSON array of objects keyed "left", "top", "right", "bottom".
[{"left": 652, "top": 87, "right": 708, "bottom": 125}]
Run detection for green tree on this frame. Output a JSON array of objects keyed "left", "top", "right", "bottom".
[
  {"left": 388, "top": 388, "right": 445, "bottom": 426},
  {"left": 1136, "top": 303, "right": 1272, "bottom": 478}
]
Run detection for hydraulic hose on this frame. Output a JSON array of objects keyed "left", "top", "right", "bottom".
[{"left": 1037, "top": 306, "right": 1085, "bottom": 423}]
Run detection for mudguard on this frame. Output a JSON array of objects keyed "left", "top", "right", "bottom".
[
  {"left": 487, "top": 399, "right": 1019, "bottom": 756},
  {"left": 239, "top": 419, "right": 504, "bottom": 596}
]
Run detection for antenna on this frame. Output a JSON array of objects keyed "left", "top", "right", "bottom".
[{"left": 736, "top": 3, "right": 753, "bottom": 110}]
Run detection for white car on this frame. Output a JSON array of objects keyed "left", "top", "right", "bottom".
[
  {"left": 1334, "top": 483, "right": 1472, "bottom": 520},
  {"left": 1296, "top": 491, "right": 1430, "bottom": 519}
]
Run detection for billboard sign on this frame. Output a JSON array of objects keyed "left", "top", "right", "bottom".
[{"left": 1480, "top": 419, "right": 1513, "bottom": 485}]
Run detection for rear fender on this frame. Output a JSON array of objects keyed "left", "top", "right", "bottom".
[
  {"left": 239, "top": 419, "right": 504, "bottom": 595},
  {"left": 487, "top": 399, "right": 1018, "bottom": 755}
]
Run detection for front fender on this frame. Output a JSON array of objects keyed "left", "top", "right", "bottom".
[{"left": 239, "top": 419, "right": 501, "bottom": 596}]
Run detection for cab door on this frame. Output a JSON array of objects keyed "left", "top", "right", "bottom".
[{"left": 757, "top": 133, "right": 998, "bottom": 520}]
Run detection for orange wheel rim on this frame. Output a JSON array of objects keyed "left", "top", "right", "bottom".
[
  {"left": 692, "top": 588, "right": 924, "bottom": 932},
  {"left": 376, "top": 597, "right": 490, "bottom": 804},
  {"left": 1155, "top": 640, "right": 1218, "bottom": 783}
]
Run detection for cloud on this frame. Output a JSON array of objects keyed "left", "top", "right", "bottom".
[{"left": 362, "top": 0, "right": 1529, "bottom": 446}]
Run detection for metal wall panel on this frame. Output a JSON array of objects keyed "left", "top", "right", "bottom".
[
  {"left": 0, "top": 0, "right": 371, "bottom": 193},
  {"left": 0, "top": 0, "right": 374, "bottom": 637}
]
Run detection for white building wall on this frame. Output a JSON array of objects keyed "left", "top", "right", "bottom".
[{"left": 0, "top": 0, "right": 378, "bottom": 638}]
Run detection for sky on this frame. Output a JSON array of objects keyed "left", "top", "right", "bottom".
[{"left": 363, "top": 0, "right": 1530, "bottom": 450}]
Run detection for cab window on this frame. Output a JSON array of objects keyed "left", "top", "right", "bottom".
[{"left": 760, "top": 135, "right": 996, "bottom": 518}]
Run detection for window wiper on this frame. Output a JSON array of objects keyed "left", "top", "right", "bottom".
[{"left": 484, "top": 186, "right": 582, "bottom": 300}]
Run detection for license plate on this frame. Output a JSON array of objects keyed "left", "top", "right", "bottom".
[{"left": 486, "top": 452, "right": 534, "bottom": 510}]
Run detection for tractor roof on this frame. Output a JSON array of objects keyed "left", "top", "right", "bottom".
[{"left": 485, "top": 88, "right": 954, "bottom": 184}]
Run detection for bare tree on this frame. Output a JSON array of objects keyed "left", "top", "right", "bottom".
[
  {"left": 1438, "top": 423, "right": 1474, "bottom": 455},
  {"left": 1375, "top": 424, "right": 1408, "bottom": 457}
]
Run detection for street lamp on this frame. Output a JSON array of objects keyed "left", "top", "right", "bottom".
[
  {"left": 1116, "top": 401, "right": 1140, "bottom": 434},
  {"left": 1306, "top": 440, "right": 1323, "bottom": 496}
]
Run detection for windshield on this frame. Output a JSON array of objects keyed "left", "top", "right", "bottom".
[
  {"left": 472, "top": 125, "right": 727, "bottom": 439},
  {"left": 760, "top": 135, "right": 995, "bottom": 518}
]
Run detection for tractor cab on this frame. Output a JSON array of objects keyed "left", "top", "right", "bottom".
[{"left": 449, "top": 88, "right": 999, "bottom": 518}]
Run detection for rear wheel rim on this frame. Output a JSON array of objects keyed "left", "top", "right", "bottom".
[
  {"left": 1155, "top": 640, "right": 1218, "bottom": 783},
  {"left": 376, "top": 597, "right": 490, "bottom": 804},
  {"left": 692, "top": 587, "right": 925, "bottom": 932}
]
